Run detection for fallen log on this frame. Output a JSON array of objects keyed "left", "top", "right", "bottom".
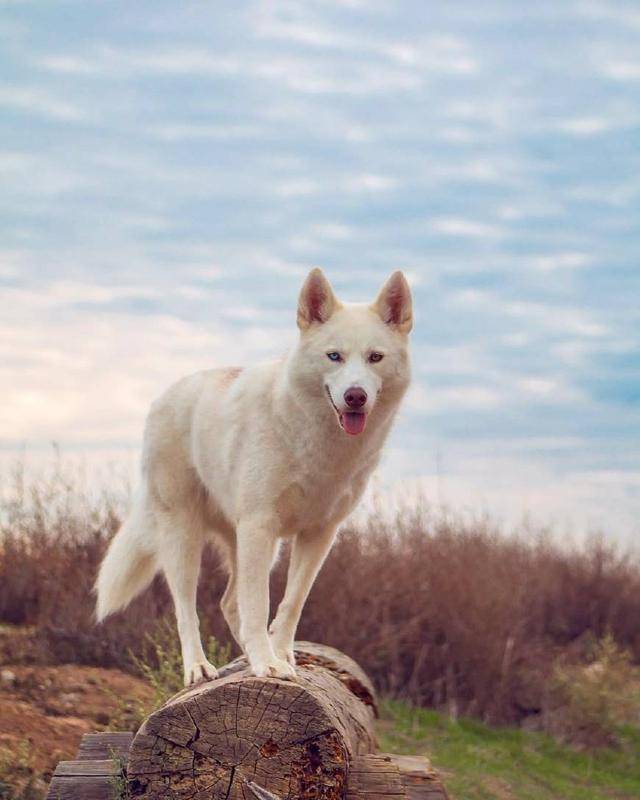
[
  {"left": 47, "top": 642, "right": 449, "bottom": 800},
  {"left": 127, "top": 642, "right": 377, "bottom": 800}
]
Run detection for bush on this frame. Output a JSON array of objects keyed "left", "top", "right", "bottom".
[
  {"left": 2, "top": 458, "right": 640, "bottom": 733},
  {"left": 0, "top": 740, "right": 43, "bottom": 800},
  {"left": 549, "top": 634, "right": 640, "bottom": 747}
]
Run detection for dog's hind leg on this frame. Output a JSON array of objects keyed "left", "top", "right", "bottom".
[
  {"left": 220, "top": 557, "right": 242, "bottom": 650},
  {"left": 156, "top": 509, "right": 218, "bottom": 687},
  {"left": 207, "top": 527, "right": 243, "bottom": 650}
]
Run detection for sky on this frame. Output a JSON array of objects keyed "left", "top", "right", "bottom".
[{"left": 1, "top": 0, "right": 639, "bottom": 542}]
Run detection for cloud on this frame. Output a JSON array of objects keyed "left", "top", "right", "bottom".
[
  {"left": 274, "top": 179, "right": 322, "bottom": 198},
  {"left": 37, "top": 47, "right": 241, "bottom": 79},
  {"left": 0, "top": 87, "right": 90, "bottom": 121},
  {"left": 0, "top": 283, "right": 295, "bottom": 446},
  {"left": 407, "top": 383, "right": 503, "bottom": 413},
  {"left": 557, "top": 117, "right": 615, "bottom": 136},
  {"left": 252, "top": 5, "right": 480, "bottom": 75},
  {"left": 252, "top": 7, "right": 355, "bottom": 49},
  {"left": 254, "top": 56, "right": 422, "bottom": 95},
  {"left": 382, "top": 36, "right": 479, "bottom": 75},
  {"left": 37, "top": 44, "right": 422, "bottom": 96},
  {"left": 344, "top": 173, "right": 397, "bottom": 192},
  {"left": 527, "top": 252, "right": 593, "bottom": 271},
  {"left": 450, "top": 289, "right": 610, "bottom": 339},
  {"left": 575, "top": 1, "right": 640, "bottom": 30},
  {"left": 148, "top": 123, "right": 262, "bottom": 142},
  {"left": 429, "top": 217, "right": 506, "bottom": 239},
  {"left": 374, "top": 456, "right": 640, "bottom": 544},
  {"left": 37, "top": 55, "right": 102, "bottom": 76},
  {"left": 601, "top": 60, "right": 640, "bottom": 80}
]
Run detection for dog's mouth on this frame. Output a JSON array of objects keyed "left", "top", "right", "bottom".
[{"left": 325, "top": 386, "right": 367, "bottom": 436}]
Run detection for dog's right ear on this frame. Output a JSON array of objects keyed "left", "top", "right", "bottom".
[{"left": 297, "top": 268, "right": 340, "bottom": 330}]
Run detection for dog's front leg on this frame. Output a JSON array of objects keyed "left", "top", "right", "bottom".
[
  {"left": 236, "top": 516, "right": 296, "bottom": 679},
  {"left": 269, "top": 525, "right": 337, "bottom": 666}
]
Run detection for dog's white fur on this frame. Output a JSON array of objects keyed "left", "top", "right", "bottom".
[{"left": 95, "top": 269, "right": 412, "bottom": 685}]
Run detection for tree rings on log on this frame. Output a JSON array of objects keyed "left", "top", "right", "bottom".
[{"left": 127, "top": 642, "right": 377, "bottom": 800}]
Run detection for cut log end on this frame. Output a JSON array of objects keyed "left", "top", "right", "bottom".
[{"left": 127, "top": 643, "right": 378, "bottom": 800}]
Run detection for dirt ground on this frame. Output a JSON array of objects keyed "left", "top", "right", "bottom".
[{"left": 0, "top": 661, "right": 153, "bottom": 796}]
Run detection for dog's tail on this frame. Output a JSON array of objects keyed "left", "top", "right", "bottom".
[{"left": 95, "top": 492, "right": 158, "bottom": 622}]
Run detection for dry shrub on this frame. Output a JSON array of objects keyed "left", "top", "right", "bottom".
[
  {"left": 2, "top": 460, "right": 640, "bottom": 733},
  {"left": 548, "top": 634, "right": 640, "bottom": 747},
  {"left": 0, "top": 740, "right": 41, "bottom": 800},
  {"left": 292, "top": 510, "right": 640, "bottom": 727}
]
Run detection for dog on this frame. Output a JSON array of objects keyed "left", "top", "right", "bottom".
[{"left": 95, "top": 268, "right": 412, "bottom": 685}]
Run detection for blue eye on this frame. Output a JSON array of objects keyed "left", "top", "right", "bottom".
[{"left": 327, "top": 352, "right": 342, "bottom": 362}]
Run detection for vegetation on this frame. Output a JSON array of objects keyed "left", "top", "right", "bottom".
[
  {"left": 108, "top": 751, "right": 128, "bottom": 800},
  {"left": 3, "top": 459, "right": 640, "bottom": 733},
  {"left": 1, "top": 456, "right": 640, "bottom": 773},
  {"left": 107, "top": 619, "right": 231, "bottom": 730},
  {"left": 379, "top": 699, "right": 640, "bottom": 800},
  {"left": 0, "top": 741, "right": 41, "bottom": 800},
  {"left": 550, "top": 634, "right": 640, "bottom": 748},
  {"left": 101, "top": 625, "right": 640, "bottom": 799},
  {"left": 105, "top": 623, "right": 640, "bottom": 798}
]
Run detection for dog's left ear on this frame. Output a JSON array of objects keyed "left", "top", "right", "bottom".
[
  {"left": 372, "top": 271, "right": 413, "bottom": 334},
  {"left": 297, "top": 268, "right": 340, "bottom": 330}
]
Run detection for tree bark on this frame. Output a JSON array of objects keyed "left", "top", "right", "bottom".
[{"left": 127, "top": 642, "right": 377, "bottom": 800}]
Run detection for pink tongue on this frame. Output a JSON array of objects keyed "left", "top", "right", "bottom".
[{"left": 342, "top": 411, "right": 367, "bottom": 435}]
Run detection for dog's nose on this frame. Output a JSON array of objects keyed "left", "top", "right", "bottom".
[{"left": 344, "top": 387, "right": 367, "bottom": 409}]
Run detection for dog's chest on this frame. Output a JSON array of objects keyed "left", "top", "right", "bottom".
[{"left": 274, "top": 470, "right": 367, "bottom": 535}]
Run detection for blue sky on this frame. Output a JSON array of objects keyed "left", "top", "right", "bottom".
[{"left": 1, "top": 1, "right": 639, "bottom": 541}]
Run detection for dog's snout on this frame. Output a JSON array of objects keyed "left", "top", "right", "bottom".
[{"left": 344, "top": 386, "right": 367, "bottom": 409}]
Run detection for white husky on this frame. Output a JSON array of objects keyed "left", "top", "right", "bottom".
[{"left": 95, "top": 268, "right": 412, "bottom": 685}]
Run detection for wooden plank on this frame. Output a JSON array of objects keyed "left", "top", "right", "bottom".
[
  {"left": 348, "top": 754, "right": 407, "bottom": 798},
  {"left": 54, "top": 761, "right": 120, "bottom": 778},
  {"left": 400, "top": 772, "right": 449, "bottom": 799},
  {"left": 76, "top": 733, "right": 133, "bottom": 762},
  {"left": 46, "top": 775, "right": 116, "bottom": 800},
  {"left": 350, "top": 753, "right": 449, "bottom": 800}
]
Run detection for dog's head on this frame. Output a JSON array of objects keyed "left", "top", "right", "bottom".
[{"left": 290, "top": 268, "right": 412, "bottom": 436}]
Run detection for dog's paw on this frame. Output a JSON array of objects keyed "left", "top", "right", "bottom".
[
  {"left": 270, "top": 638, "right": 296, "bottom": 668},
  {"left": 184, "top": 660, "right": 218, "bottom": 687},
  {"left": 250, "top": 656, "right": 297, "bottom": 680}
]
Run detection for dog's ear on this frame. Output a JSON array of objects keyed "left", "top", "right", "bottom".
[
  {"left": 297, "top": 268, "right": 340, "bottom": 330},
  {"left": 372, "top": 271, "right": 413, "bottom": 334}
]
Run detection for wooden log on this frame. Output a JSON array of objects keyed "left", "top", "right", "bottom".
[
  {"left": 45, "top": 645, "right": 449, "bottom": 800},
  {"left": 46, "top": 737, "right": 449, "bottom": 800},
  {"left": 127, "top": 642, "right": 378, "bottom": 800}
]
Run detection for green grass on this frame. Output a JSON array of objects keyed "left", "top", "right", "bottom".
[{"left": 377, "top": 700, "right": 640, "bottom": 800}]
